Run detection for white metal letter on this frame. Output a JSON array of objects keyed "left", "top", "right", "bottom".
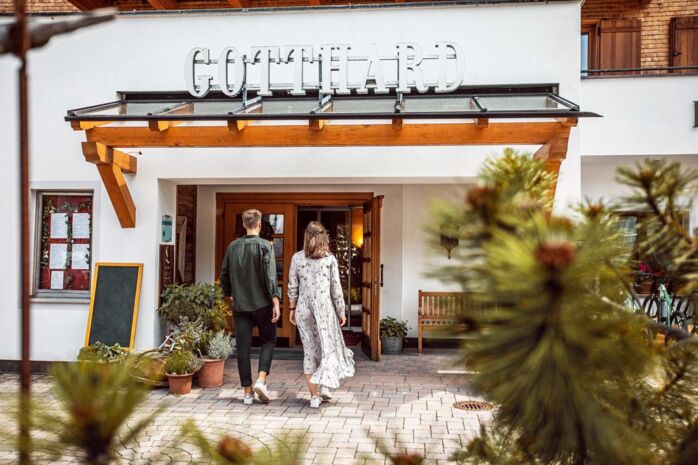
[
  {"left": 185, "top": 47, "right": 213, "bottom": 98},
  {"left": 396, "top": 43, "right": 427, "bottom": 93},
  {"left": 218, "top": 47, "right": 245, "bottom": 97},
  {"left": 282, "top": 45, "right": 314, "bottom": 96},
  {"left": 250, "top": 46, "right": 280, "bottom": 96},
  {"left": 319, "top": 45, "right": 351, "bottom": 95},
  {"left": 358, "top": 43, "right": 388, "bottom": 94},
  {"left": 435, "top": 42, "right": 464, "bottom": 93}
]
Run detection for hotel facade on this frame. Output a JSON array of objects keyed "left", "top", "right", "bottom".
[{"left": 0, "top": 0, "right": 696, "bottom": 363}]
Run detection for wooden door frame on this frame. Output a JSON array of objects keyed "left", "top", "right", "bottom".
[{"left": 215, "top": 192, "right": 375, "bottom": 277}]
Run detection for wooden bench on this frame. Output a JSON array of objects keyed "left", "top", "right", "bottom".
[{"left": 418, "top": 290, "right": 470, "bottom": 353}]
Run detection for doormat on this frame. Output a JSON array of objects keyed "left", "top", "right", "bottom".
[
  {"left": 342, "top": 331, "right": 362, "bottom": 347},
  {"left": 453, "top": 400, "right": 494, "bottom": 411}
]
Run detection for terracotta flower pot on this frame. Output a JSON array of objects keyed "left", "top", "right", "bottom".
[
  {"left": 167, "top": 373, "right": 194, "bottom": 395},
  {"left": 197, "top": 358, "right": 225, "bottom": 388}
]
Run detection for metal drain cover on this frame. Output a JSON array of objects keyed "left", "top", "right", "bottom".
[{"left": 453, "top": 400, "right": 494, "bottom": 411}]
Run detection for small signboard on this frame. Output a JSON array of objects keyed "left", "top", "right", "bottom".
[{"left": 85, "top": 263, "right": 143, "bottom": 349}]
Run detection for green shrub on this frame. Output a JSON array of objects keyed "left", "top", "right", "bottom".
[
  {"left": 206, "top": 331, "right": 235, "bottom": 360},
  {"left": 77, "top": 342, "right": 127, "bottom": 363},
  {"left": 158, "top": 282, "right": 230, "bottom": 332},
  {"left": 380, "top": 317, "right": 409, "bottom": 340},
  {"left": 165, "top": 349, "right": 201, "bottom": 375}
]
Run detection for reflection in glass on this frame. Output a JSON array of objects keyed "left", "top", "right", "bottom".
[
  {"left": 273, "top": 238, "right": 284, "bottom": 257},
  {"left": 263, "top": 214, "right": 284, "bottom": 234},
  {"left": 276, "top": 260, "right": 284, "bottom": 282}
]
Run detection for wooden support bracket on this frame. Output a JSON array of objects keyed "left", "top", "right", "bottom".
[
  {"left": 392, "top": 118, "right": 403, "bottom": 130},
  {"left": 475, "top": 118, "right": 489, "bottom": 128},
  {"left": 309, "top": 119, "right": 325, "bottom": 131},
  {"left": 82, "top": 142, "right": 137, "bottom": 228},
  {"left": 533, "top": 126, "right": 572, "bottom": 199},
  {"left": 71, "top": 120, "right": 113, "bottom": 131}
]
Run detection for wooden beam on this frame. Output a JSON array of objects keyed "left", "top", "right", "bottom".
[
  {"left": 82, "top": 142, "right": 137, "bottom": 174},
  {"left": 71, "top": 120, "right": 113, "bottom": 131},
  {"left": 148, "top": 119, "right": 183, "bottom": 132},
  {"left": 475, "top": 118, "right": 489, "bottom": 128},
  {"left": 533, "top": 126, "right": 572, "bottom": 198},
  {"left": 66, "top": 0, "right": 108, "bottom": 10},
  {"left": 96, "top": 163, "right": 136, "bottom": 228},
  {"left": 147, "top": 103, "right": 194, "bottom": 132},
  {"left": 556, "top": 117, "right": 578, "bottom": 127},
  {"left": 228, "top": 0, "right": 248, "bottom": 7},
  {"left": 145, "top": 0, "right": 177, "bottom": 8},
  {"left": 392, "top": 118, "right": 403, "bottom": 130},
  {"left": 309, "top": 119, "right": 325, "bottom": 131},
  {"left": 85, "top": 122, "right": 568, "bottom": 148}
]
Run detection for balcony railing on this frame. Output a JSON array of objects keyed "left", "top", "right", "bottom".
[{"left": 582, "top": 65, "right": 698, "bottom": 77}]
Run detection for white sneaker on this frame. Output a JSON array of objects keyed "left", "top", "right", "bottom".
[
  {"left": 243, "top": 394, "right": 254, "bottom": 405},
  {"left": 319, "top": 386, "right": 333, "bottom": 401},
  {"left": 309, "top": 396, "right": 321, "bottom": 408},
  {"left": 253, "top": 379, "right": 270, "bottom": 403}
]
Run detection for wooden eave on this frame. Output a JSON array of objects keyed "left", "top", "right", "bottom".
[{"left": 70, "top": 118, "right": 576, "bottom": 228}]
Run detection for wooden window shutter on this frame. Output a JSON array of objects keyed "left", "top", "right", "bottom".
[
  {"left": 598, "top": 18, "right": 641, "bottom": 73},
  {"left": 670, "top": 16, "right": 698, "bottom": 72}
]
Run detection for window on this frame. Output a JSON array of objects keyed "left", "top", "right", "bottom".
[
  {"left": 581, "top": 19, "right": 641, "bottom": 76},
  {"left": 670, "top": 16, "right": 698, "bottom": 73},
  {"left": 35, "top": 192, "right": 94, "bottom": 297}
]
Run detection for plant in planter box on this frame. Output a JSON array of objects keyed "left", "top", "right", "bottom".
[
  {"left": 380, "top": 317, "right": 409, "bottom": 354},
  {"left": 77, "top": 342, "right": 127, "bottom": 363},
  {"left": 165, "top": 349, "right": 202, "bottom": 395},
  {"left": 198, "top": 331, "right": 235, "bottom": 388}
]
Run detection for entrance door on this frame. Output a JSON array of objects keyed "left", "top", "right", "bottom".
[
  {"left": 670, "top": 16, "right": 698, "bottom": 72},
  {"left": 216, "top": 202, "right": 297, "bottom": 346},
  {"left": 361, "top": 196, "right": 384, "bottom": 361}
]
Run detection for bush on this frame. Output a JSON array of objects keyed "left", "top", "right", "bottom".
[
  {"left": 77, "top": 342, "right": 127, "bottom": 363},
  {"left": 158, "top": 282, "right": 230, "bottom": 332},
  {"left": 206, "top": 331, "right": 235, "bottom": 360},
  {"left": 165, "top": 349, "right": 201, "bottom": 375},
  {"left": 380, "top": 317, "right": 409, "bottom": 340}
]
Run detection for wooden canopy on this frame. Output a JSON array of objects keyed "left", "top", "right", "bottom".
[{"left": 67, "top": 88, "right": 596, "bottom": 228}]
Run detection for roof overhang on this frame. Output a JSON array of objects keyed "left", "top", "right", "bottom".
[{"left": 66, "top": 84, "right": 600, "bottom": 228}]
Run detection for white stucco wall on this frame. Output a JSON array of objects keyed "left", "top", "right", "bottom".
[
  {"left": 0, "top": 2, "right": 582, "bottom": 360},
  {"left": 580, "top": 75, "right": 698, "bottom": 158}
]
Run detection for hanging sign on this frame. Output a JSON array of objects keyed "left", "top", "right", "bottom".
[{"left": 185, "top": 42, "right": 465, "bottom": 98}]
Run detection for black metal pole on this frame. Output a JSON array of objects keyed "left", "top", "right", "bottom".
[{"left": 15, "top": 0, "right": 31, "bottom": 462}]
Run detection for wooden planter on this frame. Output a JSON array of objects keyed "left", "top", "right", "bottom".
[
  {"left": 167, "top": 373, "right": 195, "bottom": 395},
  {"left": 197, "top": 358, "right": 225, "bottom": 388}
]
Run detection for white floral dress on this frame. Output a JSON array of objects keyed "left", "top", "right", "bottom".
[{"left": 288, "top": 251, "right": 355, "bottom": 389}]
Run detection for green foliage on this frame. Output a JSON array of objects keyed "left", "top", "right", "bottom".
[
  {"left": 158, "top": 282, "right": 230, "bottom": 332},
  {"left": 380, "top": 317, "right": 409, "bottom": 339},
  {"left": 11, "top": 357, "right": 164, "bottom": 465},
  {"left": 181, "top": 420, "right": 305, "bottom": 464},
  {"left": 432, "top": 151, "right": 698, "bottom": 465},
  {"left": 77, "top": 342, "right": 127, "bottom": 363},
  {"left": 165, "top": 349, "right": 201, "bottom": 375},
  {"left": 207, "top": 330, "right": 235, "bottom": 360}
]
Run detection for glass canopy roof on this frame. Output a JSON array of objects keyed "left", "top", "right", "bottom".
[{"left": 66, "top": 85, "right": 600, "bottom": 122}]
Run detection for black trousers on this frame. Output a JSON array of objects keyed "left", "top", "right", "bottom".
[{"left": 233, "top": 305, "right": 277, "bottom": 387}]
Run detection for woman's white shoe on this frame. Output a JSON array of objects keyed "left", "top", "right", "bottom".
[
  {"left": 319, "top": 385, "right": 333, "bottom": 401},
  {"left": 309, "top": 396, "right": 321, "bottom": 408}
]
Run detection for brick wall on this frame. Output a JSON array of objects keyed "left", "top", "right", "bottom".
[
  {"left": 0, "top": 0, "right": 79, "bottom": 13},
  {"left": 582, "top": 0, "right": 698, "bottom": 69}
]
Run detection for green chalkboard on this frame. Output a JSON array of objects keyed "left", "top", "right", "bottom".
[{"left": 85, "top": 263, "right": 143, "bottom": 349}]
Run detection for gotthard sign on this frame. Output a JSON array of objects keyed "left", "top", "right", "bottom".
[{"left": 185, "top": 42, "right": 465, "bottom": 97}]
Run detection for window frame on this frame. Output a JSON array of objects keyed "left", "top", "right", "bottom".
[
  {"left": 33, "top": 190, "right": 95, "bottom": 300},
  {"left": 581, "top": 20, "right": 600, "bottom": 73}
]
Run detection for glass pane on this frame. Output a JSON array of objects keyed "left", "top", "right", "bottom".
[
  {"left": 261, "top": 99, "right": 317, "bottom": 114},
  {"left": 276, "top": 260, "right": 284, "bottom": 282},
  {"left": 330, "top": 98, "right": 395, "bottom": 114},
  {"left": 80, "top": 102, "right": 187, "bottom": 116},
  {"left": 37, "top": 193, "right": 93, "bottom": 292},
  {"left": 404, "top": 96, "right": 477, "bottom": 113},
  {"left": 273, "top": 238, "right": 284, "bottom": 258},
  {"left": 191, "top": 101, "right": 244, "bottom": 115},
  {"left": 263, "top": 214, "right": 284, "bottom": 234},
  {"left": 476, "top": 95, "right": 561, "bottom": 111},
  {"left": 581, "top": 33, "right": 590, "bottom": 76}
]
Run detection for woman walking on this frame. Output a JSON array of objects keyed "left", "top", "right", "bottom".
[{"left": 288, "top": 221, "right": 355, "bottom": 408}]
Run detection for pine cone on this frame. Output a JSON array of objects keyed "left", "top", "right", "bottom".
[
  {"left": 534, "top": 240, "right": 577, "bottom": 270},
  {"left": 218, "top": 436, "right": 252, "bottom": 464}
]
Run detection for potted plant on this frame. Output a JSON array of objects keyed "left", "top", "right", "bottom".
[
  {"left": 158, "top": 282, "right": 230, "bottom": 332},
  {"left": 165, "top": 348, "right": 202, "bottom": 395},
  {"left": 77, "top": 342, "right": 127, "bottom": 374},
  {"left": 380, "top": 317, "right": 409, "bottom": 355},
  {"left": 198, "top": 330, "right": 235, "bottom": 388}
]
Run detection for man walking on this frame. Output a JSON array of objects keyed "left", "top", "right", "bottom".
[{"left": 220, "top": 209, "right": 280, "bottom": 405}]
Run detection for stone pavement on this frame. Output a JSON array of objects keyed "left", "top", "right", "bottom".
[{"left": 0, "top": 349, "right": 492, "bottom": 464}]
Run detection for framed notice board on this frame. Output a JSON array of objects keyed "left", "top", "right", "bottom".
[{"left": 85, "top": 263, "right": 143, "bottom": 349}]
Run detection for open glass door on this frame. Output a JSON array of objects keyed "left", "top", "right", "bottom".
[
  {"left": 217, "top": 202, "right": 297, "bottom": 346},
  {"left": 361, "top": 196, "right": 383, "bottom": 361}
]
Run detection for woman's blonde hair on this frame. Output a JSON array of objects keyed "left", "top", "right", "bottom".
[{"left": 303, "top": 221, "right": 330, "bottom": 259}]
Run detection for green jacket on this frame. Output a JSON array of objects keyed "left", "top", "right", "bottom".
[{"left": 220, "top": 235, "right": 281, "bottom": 312}]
